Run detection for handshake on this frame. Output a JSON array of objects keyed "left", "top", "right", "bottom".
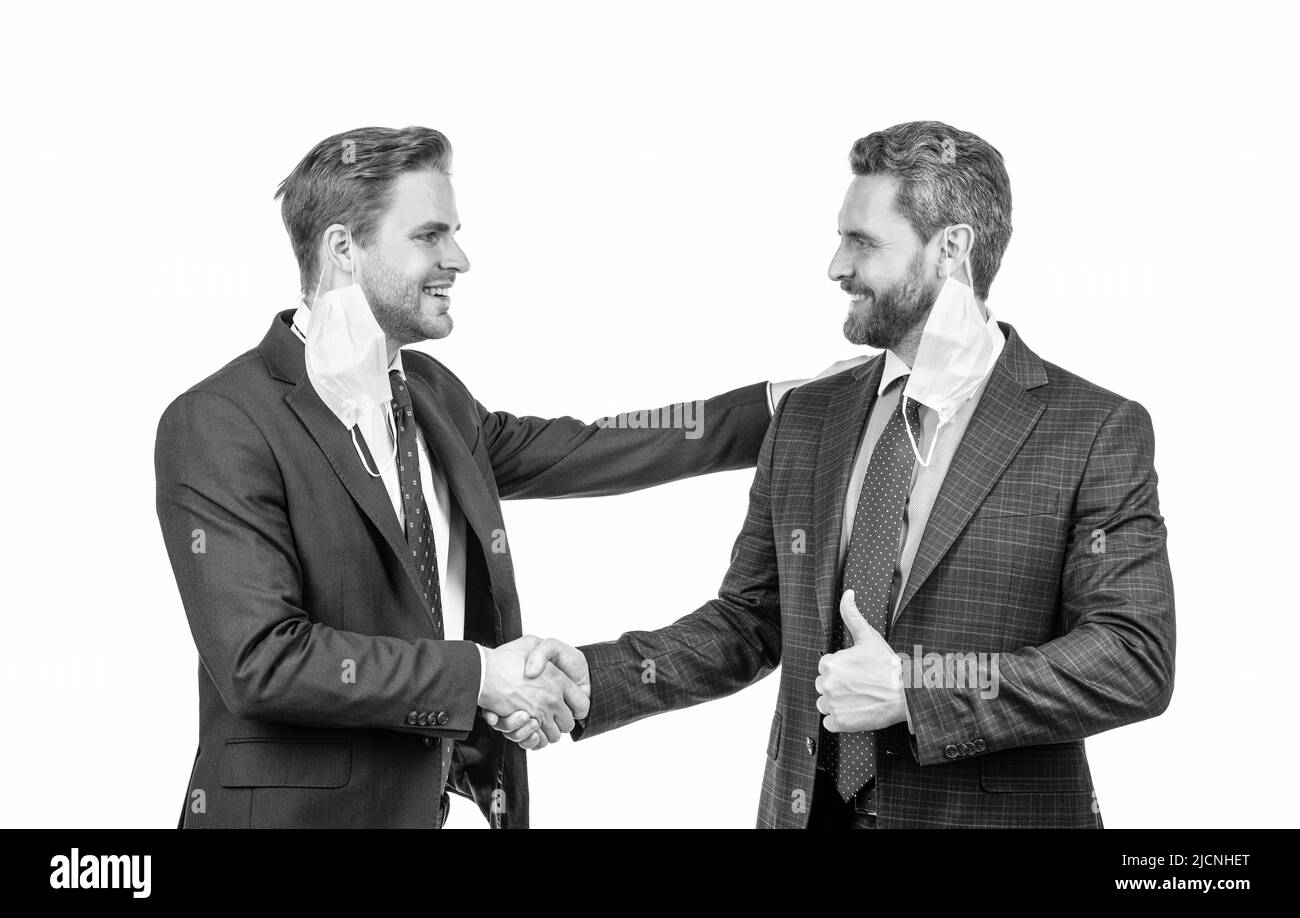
[{"left": 476, "top": 636, "right": 589, "bottom": 750}]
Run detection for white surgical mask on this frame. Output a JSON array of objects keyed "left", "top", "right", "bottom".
[
  {"left": 302, "top": 237, "right": 398, "bottom": 477},
  {"left": 900, "top": 235, "right": 1004, "bottom": 467}
]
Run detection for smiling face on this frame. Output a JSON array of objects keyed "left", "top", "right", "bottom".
[
  {"left": 355, "top": 169, "right": 469, "bottom": 346},
  {"left": 828, "top": 173, "right": 941, "bottom": 351}
]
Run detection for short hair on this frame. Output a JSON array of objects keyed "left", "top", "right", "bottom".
[
  {"left": 275, "top": 126, "right": 453, "bottom": 294},
  {"left": 850, "top": 121, "right": 1012, "bottom": 300}
]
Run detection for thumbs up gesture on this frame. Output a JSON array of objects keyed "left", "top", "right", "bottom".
[{"left": 815, "top": 590, "right": 909, "bottom": 733}]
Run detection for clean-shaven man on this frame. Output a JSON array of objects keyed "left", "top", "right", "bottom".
[
  {"left": 493, "top": 121, "right": 1176, "bottom": 828},
  {"left": 155, "top": 125, "right": 827, "bottom": 828}
]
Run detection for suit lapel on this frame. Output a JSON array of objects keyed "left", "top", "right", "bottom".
[
  {"left": 264, "top": 308, "right": 432, "bottom": 612},
  {"left": 262, "top": 309, "right": 512, "bottom": 627},
  {"left": 405, "top": 365, "right": 527, "bottom": 646},
  {"left": 285, "top": 378, "right": 428, "bottom": 604},
  {"left": 813, "top": 356, "right": 884, "bottom": 640},
  {"left": 892, "top": 323, "right": 1048, "bottom": 625},
  {"left": 403, "top": 367, "right": 511, "bottom": 595}
]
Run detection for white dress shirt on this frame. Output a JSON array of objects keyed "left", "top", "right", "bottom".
[
  {"left": 291, "top": 304, "right": 485, "bottom": 697},
  {"left": 836, "top": 323, "right": 1006, "bottom": 733},
  {"left": 838, "top": 337, "right": 1003, "bottom": 624}
]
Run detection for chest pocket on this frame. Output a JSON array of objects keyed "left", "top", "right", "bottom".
[{"left": 978, "top": 482, "right": 1060, "bottom": 519}]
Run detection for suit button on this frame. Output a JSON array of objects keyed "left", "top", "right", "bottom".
[
  {"left": 417, "top": 713, "right": 430, "bottom": 726},
  {"left": 423, "top": 737, "right": 437, "bottom": 749},
  {"left": 435, "top": 711, "right": 449, "bottom": 726},
  {"left": 805, "top": 737, "right": 817, "bottom": 756},
  {"left": 406, "top": 711, "right": 420, "bottom": 725},
  {"left": 973, "top": 739, "right": 987, "bottom": 753},
  {"left": 944, "top": 744, "right": 959, "bottom": 759}
]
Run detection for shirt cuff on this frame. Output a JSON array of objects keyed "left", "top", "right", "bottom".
[
  {"left": 765, "top": 381, "right": 775, "bottom": 415},
  {"left": 475, "top": 644, "right": 487, "bottom": 702}
]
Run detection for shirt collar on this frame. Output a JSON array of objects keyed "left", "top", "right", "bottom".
[
  {"left": 290, "top": 297, "right": 311, "bottom": 343},
  {"left": 878, "top": 348, "right": 912, "bottom": 396}
]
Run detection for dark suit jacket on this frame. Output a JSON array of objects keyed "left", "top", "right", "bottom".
[
  {"left": 155, "top": 308, "right": 769, "bottom": 828},
  {"left": 573, "top": 321, "right": 1175, "bottom": 828}
]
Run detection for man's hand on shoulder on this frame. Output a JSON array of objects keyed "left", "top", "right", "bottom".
[{"left": 769, "top": 355, "right": 873, "bottom": 411}]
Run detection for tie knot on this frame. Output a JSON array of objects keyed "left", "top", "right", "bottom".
[
  {"left": 895, "top": 376, "right": 921, "bottom": 425},
  {"left": 390, "top": 369, "right": 413, "bottom": 411}
]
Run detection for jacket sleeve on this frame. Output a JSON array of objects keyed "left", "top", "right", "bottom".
[
  {"left": 481, "top": 382, "right": 771, "bottom": 499},
  {"left": 903, "top": 399, "right": 1177, "bottom": 765},
  {"left": 155, "top": 389, "right": 481, "bottom": 739},
  {"left": 570, "top": 394, "right": 786, "bottom": 740}
]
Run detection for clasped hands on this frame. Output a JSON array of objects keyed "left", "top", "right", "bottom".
[
  {"left": 477, "top": 636, "right": 590, "bottom": 750},
  {"left": 480, "top": 591, "right": 907, "bottom": 752}
]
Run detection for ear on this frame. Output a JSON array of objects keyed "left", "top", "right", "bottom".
[
  {"left": 936, "top": 224, "right": 976, "bottom": 285},
  {"left": 319, "top": 222, "right": 358, "bottom": 280}
]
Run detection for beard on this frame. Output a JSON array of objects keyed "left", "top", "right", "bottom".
[
  {"left": 357, "top": 250, "right": 453, "bottom": 346},
  {"left": 842, "top": 248, "right": 938, "bottom": 350}
]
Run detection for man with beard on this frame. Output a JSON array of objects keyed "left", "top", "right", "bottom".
[
  {"left": 493, "top": 121, "right": 1176, "bottom": 829},
  {"left": 154, "top": 125, "right": 821, "bottom": 828}
]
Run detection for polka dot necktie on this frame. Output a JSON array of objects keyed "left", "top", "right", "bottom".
[
  {"left": 824, "top": 375, "right": 920, "bottom": 801},
  {"left": 390, "top": 370, "right": 443, "bottom": 635}
]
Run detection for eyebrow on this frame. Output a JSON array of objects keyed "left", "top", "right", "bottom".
[
  {"left": 841, "top": 229, "right": 879, "bottom": 244},
  {"left": 410, "top": 221, "right": 461, "bottom": 234}
]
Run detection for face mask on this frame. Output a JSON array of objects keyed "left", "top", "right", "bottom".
[
  {"left": 302, "top": 237, "right": 398, "bottom": 477},
  {"left": 900, "top": 233, "right": 1004, "bottom": 467}
]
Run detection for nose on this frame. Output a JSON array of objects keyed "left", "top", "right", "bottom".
[
  {"left": 441, "top": 237, "right": 470, "bottom": 274},
  {"left": 828, "top": 241, "right": 852, "bottom": 283}
]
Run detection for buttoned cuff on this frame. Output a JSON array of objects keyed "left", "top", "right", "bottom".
[{"left": 476, "top": 644, "right": 487, "bottom": 701}]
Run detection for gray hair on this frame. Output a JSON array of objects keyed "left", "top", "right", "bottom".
[{"left": 850, "top": 121, "right": 1012, "bottom": 300}]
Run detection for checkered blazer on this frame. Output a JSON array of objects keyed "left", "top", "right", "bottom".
[{"left": 574, "top": 321, "right": 1175, "bottom": 828}]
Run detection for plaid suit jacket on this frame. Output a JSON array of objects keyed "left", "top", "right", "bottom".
[{"left": 574, "top": 321, "right": 1175, "bottom": 828}]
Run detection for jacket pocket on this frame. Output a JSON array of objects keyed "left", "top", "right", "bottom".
[
  {"left": 766, "top": 711, "right": 783, "bottom": 760},
  {"left": 218, "top": 738, "right": 352, "bottom": 789},
  {"left": 978, "top": 743, "right": 1090, "bottom": 793}
]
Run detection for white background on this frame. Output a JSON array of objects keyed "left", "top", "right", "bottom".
[{"left": 0, "top": 0, "right": 1294, "bottom": 829}]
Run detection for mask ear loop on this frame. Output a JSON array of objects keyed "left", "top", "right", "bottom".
[
  {"left": 351, "top": 409, "right": 400, "bottom": 478},
  {"left": 315, "top": 226, "right": 394, "bottom": 478},
  {"left": 309, "top": 228, "right": 360, "bottom": 310},
  {"left": 342, "top": 225, "right": 395, "bottom": 477},
  {"left": 901, "top": 234, "right": 952, "bottom": 469},
  {"left": 939, "top": 228, "right": 978, "bottom": 292},
  {"left": 902, "top": 228, "right": 976, "bottom": 468},
  {"left": 959, "top": 232, "right": 977, "bottom": 292},
  {"left": 309, "top": 260, "right": 326, "bottom": 312},
  {"left": 902, "top": 394, "right": 942, "bottom": 468}
]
